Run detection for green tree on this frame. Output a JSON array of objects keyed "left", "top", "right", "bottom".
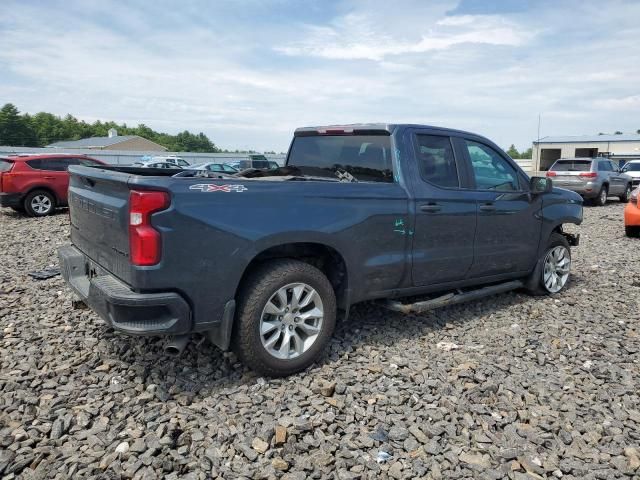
[
  {"left": 520, "top": 147, "right": 532, "bottom": 159},
  {"left": 0, "top": 103, "right": 37, "bottom": 146},
  {"left": 506, "top": 144, "right": 520, "bottom": 158}
]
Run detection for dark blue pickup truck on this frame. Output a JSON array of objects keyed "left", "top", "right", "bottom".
[{"left": 58, "top": 124, "right": 582, "bottom": 376}]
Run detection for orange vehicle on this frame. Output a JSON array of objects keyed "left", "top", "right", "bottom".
[{"left": 625, "top": 187, "right": 640, "bottom": 237}]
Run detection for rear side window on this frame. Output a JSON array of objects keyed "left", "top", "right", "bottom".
[
  {"left": 550, "top": 160, "right": 591, "bottom": 172},
  {"left": 288, "top": 135, "right": 393, "bottom": 182},
  {"left": 465, "top": 140, "right": 520, "bottom": 191},
  {"left": 0, "top": 160, "right": 14, "bottom": 172},
  {"left": 415, "top": 135, "right": 459, "bottom": 188},
  {"left": 27, "top": 158, "right": 71, "bottom": 171},
  {"left": 597, "top": 161, "right": 613, "bottom": 172}
]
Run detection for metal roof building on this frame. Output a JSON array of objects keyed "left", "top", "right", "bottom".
[
  {"left": 533, "top": 133, "right": 640, "bottom": 171},
  {"left": 46, "top": 128, "right": 167, "bottom": 152}
]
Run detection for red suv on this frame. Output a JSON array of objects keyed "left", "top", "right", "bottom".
[{"left": 0, "top": 154, "right": 105, "bottom": 216}]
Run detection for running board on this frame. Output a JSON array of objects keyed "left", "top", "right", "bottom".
[{"left": 380, "top": 280, "right": 524, "bottom": 314}]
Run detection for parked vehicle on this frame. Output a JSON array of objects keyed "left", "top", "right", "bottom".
[
  {"left": 58, "top": 124, "right": 582, "bottom": 376},
  {"left": 0, "top": 154, "right": 104, "bottom": 216},
  {"left": 621, "top": 160, "right": 640, "bottom": 187},
  {"left": 192, "top": 162, "right": 239, "bottom": 174},
  {"left": 135, "top": 156, "right": 190, "bottom": 168},
  {"left": 624, "top": 187, "right": 640, "bottom": 237},
  {"left": 132, "top": 160, "right": 184, "bottom": 169},
  {"left": 228, "top": 155, "right": 279, "bottom": 171},
  {"left": 546, "top": 157, "right": 633, "bottom": 206}
]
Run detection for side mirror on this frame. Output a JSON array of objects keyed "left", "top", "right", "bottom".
[{"left": 530, "top": 176, "right": 553, "bottom": 194}]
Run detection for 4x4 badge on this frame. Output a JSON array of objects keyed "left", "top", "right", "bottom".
[{"left": 189, "top": 184, "right": 247, "bottom": 192}]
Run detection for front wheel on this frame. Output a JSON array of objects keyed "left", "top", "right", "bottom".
[
  {"left": 525, "top": 233, "right": 572, "bottom": 295},
  {"left": 232, "top": 259, "right": 336, "bottom": 377},
  {"left": 619, "top": 184, "right": 632, "bottom": 203}
]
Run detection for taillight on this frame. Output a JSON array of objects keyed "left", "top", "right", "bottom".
[
  {"left": 579, "top": 172, "right": 597, "bottom": 178},
  {"left": 546, "top": 171, "right": 556, "bottom": 177},
  {"left": 129, "top": 190, "right": 170, "bottom": 266}
]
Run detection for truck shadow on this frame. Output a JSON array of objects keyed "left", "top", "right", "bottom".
[{"left": 99, "top": 274, "right": 585, "bottom": 399}]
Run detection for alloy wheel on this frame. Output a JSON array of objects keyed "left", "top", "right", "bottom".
[
  {"left": 31, "top": 194, "right": 52, "bottom": 215},
  {"left": 543, "top": 246, "right": 570, "bottom": 293},
  {"left": 259, "top": 282, "right": 324, "bottom": 360}
]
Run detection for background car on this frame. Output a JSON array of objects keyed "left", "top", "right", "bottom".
[
  {"left": 621, "top": 160, "right": 640, "bottom": 187},
  {"left": 132, "top": 160, "right": 184, "bottom": 169},
  {"left": 546, "top": 157, "right": 633, "bottom": 206},
  {"left": 192, "top": 162, "right": 238, "bottom": 174},
  {"left": 624, "top": 187, "right": 640, "bottom": 237},
  {"left": 134, "top": 155, "right": 190, "bottom": 168},
  {"left": 0, "top": 154, "right": 104, "bottom": 216}
]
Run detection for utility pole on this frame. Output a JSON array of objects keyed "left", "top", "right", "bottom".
[{"left": 536, "top": 114, "right": 541, "bottom": 172}]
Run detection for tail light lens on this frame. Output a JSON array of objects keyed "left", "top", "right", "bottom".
[
  {"left": 129, "top": 190, "right": 170, "bottom": 266},
  {"left": 546, "top": 171, "right": 556, "bottom": 177},
  {"left": 579, "top": 172, "right": 597, "bottom": 178}
]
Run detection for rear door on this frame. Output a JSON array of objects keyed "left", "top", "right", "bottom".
[
  {"left": 599, "top": 160, "right": 623, "bottom": 194},
  {"left": 549, "top": 159, "right": 592, "bottom": 190},
  {"left": 408, "top": 130, "right": 476, "bottom": 286},
  {"left": 26, "top": 158, "right": 69, "bottom": 202},
  {"left": 459, "top": 138, "right": 542, "bottom": 277}
]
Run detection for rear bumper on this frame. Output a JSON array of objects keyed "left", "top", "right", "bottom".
[
  {"left": 58, "top": 245, "right": 192, "bottom": 335},
  {"left": 0, "top": 192, "right": 23, "bottom": 207},
  {"left": 553, "top": 183, "right": 599, "bottom": 198},
  {"left": 624, "top": 202, "right": 640, "bottom": 227}
]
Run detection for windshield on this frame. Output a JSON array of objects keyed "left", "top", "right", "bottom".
[
  {"left": 550, "top": 160, "right": 592, "bottom": 172},
  {"left": 622, "top": 162, "right": 640, "bottom": 172},
  {"left": 287, "top": 135, "right": 393, "bottom": 182}
]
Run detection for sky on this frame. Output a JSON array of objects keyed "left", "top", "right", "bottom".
[{"left": 1, "top": 0, "right": 639, "bottom": 152}]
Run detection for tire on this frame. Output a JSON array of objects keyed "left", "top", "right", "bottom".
[
  {"left": 626, "top": 226, "right": 640, "bottom": 238},
  {"left": 594, "top": 185, "right": 608, "bottom": 206},
  {"left": 525, "top": 233, "right": 572, "bottom": 296},
  {"left": 619, "top": 184, "right": 632, "bottom": 203},
  {"left": 232, "top": 259, "right": 337, "bottom": 377},
  {"left": 24, "top": 190, "right": 55, "bottom": 217}
]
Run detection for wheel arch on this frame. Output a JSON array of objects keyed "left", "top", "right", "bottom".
[
  {"left": 235, "top": 242, "right": 349, "bottom": 310},
  {"left": 23, "top": 186, "right": 59, "bottom": 207}
]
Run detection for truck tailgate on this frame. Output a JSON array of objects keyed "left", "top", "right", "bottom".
[{"left": 68, "top": 167, "right": 133, "bottom": 282}]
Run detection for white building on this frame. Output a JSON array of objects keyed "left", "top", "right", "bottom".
[{"left": 532, "top": 133, "right": 640, "bottom": 171}]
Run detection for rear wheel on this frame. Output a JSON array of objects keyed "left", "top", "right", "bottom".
[
  {"left": 232, "top": 259, "right": 336, "bottom": 377},
  {"left": 626, "top": 226, "right": 640, "bottom": 238},
  {"left": 594, "top": 185, "right": 608, "bottom": 206},
  {"left": 619, "top": 184, "right": 632, "bottom": 203},
  {"left": 24, "top": 190, "right": 55, "bottom": 217},
  {"left": 525, "top": 233, "right": 571, "bottom": 295}
]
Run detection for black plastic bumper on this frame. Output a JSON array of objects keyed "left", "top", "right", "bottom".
[
  {"left": 58, "top": 245, "right": 191, "bottom": 335},
  {"left": 0, "top": 192, "right": 23, "bottom": 208}
]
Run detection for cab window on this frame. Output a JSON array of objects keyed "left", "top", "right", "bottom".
[
  {"left": 415, "top": 134, "right": 459, "bottom": 188},
  {"left": 465, "top": 140, "right": 520, "bottom": 191}
]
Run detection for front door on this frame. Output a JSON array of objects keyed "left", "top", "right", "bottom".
[
  {"left": 409, "top": 132, "right": 477, "bottom": 286},
  {"left": 459, "top": 138, "right": 542, "bottom": 277}
]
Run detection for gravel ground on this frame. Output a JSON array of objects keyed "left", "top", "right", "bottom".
[{"left": 1, "top": 202, "right": 639, "bottom": 480}]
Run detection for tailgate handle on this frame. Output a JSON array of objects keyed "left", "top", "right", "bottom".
[{"left": 81, "top": 177, "right": 96, "bottom": 187}]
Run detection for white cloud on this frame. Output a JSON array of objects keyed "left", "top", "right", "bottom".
[
  {"left": 0, "top": 0, "right": 639, "bottom": 152},
  {"left": 275, "top": 13, "right": 533, "bottom": 61}
]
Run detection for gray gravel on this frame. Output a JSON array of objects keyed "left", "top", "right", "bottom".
[{"left": 1, "top": 202, "right": 639, "bottom": 479}]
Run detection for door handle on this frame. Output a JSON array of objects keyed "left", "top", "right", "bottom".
[
  {"left": 420, "top": 203, "right": 442, "bottom": 213},
  {"left": 479, "top": 203, "right": 496, "bottom": 212},
  {"left": 44, "top": 176, "right": 55, "bottom": 179}
]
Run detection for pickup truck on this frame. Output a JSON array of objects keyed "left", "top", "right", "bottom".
[{"left": 58, "top": 124, "right": 583, "bottom": 376}]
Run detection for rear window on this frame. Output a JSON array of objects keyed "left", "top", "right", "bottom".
[
  {"left": 0, "top": 160, "right": 14, "bottom": 172},
  {"left": 550, "top": 160, "right": 592, "bottom": 172},
  {"left": 287, "top": 135, "right": 393, "bottom": 182}
]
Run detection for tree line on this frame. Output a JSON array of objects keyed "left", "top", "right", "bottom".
[
  {"left": 506, "top": 144, "right": 532, "bottom": 159},
  {"left": 0, "top": 103, "right": 230, "bottom": 153}
]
